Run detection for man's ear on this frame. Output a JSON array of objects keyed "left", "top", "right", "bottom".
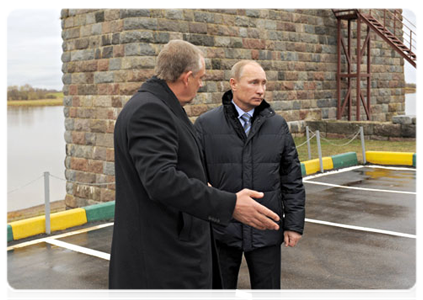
[
  {"left": 182, "top": 71, "right": 192, "bottom": 87},
  {"left": 230, "top": 78, "right": 237, "bottom": 91}
]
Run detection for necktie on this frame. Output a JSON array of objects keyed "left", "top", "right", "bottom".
[{"left": 240, "top": 113, "right": 252, "bottom": 136}]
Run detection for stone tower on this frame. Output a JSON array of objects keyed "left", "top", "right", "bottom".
[{"left": 61, "top": 9, "right": 406, "bottom": 208}]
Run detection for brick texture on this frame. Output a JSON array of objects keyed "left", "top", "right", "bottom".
[{"left": 61, "top": 9, "right": 406, "bottom": 207}]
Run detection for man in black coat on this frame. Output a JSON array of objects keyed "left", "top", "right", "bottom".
[
  {"left": 109, "top": 41, "right": 281, "bottom": 289},
  {"left": 195, "top": 60, "right": 306, "bottom": 289}
]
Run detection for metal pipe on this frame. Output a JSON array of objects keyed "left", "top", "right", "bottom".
[
  {"left": 360, "top": 127, "right": 366, "bottom": 164},
  {"left": 44, "top": 172, "right": 51, "bottom": 235},
  {"left": 356, "top": 16, "right": 361, "bottom": 121},
  {"left": 348, "top": 19, "right": 352, "bottom": 120},
  {"left": 367, "top": 25, "right": 371, "bottom": 120},
  {"left": 306, "top": 126, "right": 311, "bottom": 160},
  {"left": 337, "top": 19, "right": 341, "bottom": 120},
  {"left": 316, "top": 130, "right": 323, "bottom": 173}
]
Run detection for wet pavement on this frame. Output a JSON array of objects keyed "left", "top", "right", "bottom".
[{"left": 7, "top": 165, "right": 416, "bottom": 290}]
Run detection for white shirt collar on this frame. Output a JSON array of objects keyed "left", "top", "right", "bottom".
[{"left": 231, "top": 100, "right": 255, "bottom": 119}]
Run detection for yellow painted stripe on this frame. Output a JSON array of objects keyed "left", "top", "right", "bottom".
[
  {"left": 9, "top": 208, "right": 87, "bottom": 240},
  {"left": 51, "top": 208, "right": 87, "bottom": 232},
  {"left": 366, "top": 151, "right": 414, "bottom": 166},
  {"left": 303, "top": 157, "right": 334, "bottom": 175},
  {"left": 10, "top": 216, "right": 46, "bottom": 240}
]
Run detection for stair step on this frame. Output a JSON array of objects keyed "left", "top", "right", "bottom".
[{"left": 344, "top": 12, "right": 416, "bottom": 67}]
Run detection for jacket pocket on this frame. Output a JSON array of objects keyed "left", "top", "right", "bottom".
[{"left": 178, "top": 212, "right": 192, "bottom": 241}]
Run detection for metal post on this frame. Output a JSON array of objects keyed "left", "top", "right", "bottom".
[
  {"left": 360, "top": 127, "right": 366, "bottom": 164},
  {"left": 410, "top": 31, "right": 413, "bottom": 52},
  {"left": 356, "top": 16, "right": 362, "bottom": 121},
  {"left": 306, "top": 126, "right": 312, "bottom": 160},
  {"left": 347, "top": 19, "right": 352, "bottom": 121},
  {"left": 336, "top": 18, "right": 341, "bottom": 120},
  {"left": 44, "top": 171, "right": 51, "bottom": 235},
  {"left": 316, "top": 130, "right": 323, "bottom": 173},
  {"left": 367, "top": 25, "right": 371, "bottom": 120}
]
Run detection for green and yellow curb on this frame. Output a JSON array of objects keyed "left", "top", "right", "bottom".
[
  {"left": 366, "top": 151, "right": 416, "bottom": 167},
  {"left": 300, "top": 152, "right": 358, "bottom": 176},
  {"left": 7, "top": 201, "right": 115, "bottom": 242}
]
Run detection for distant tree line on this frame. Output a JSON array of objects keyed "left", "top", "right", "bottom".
[
  {"left": 7, "top": 84, "right": 61, "bottom": 101},
  {"left": 405, "top": 83, "right": 416, "bottom": 89},
  {"left": 405, "top": 83, "right": 416, "bottom": 94}
]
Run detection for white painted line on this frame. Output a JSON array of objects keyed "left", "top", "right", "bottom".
[
  {"left": 45, "top": 239, "right": 110, "bottom": 261},
  {"left": 235, "top": 290, "right": 253, "bottom": 300},
  {"left": 16, "top": 234, "right": 253, "bottom": 300},
  {"left": 303, "top": 164, "right": 416, "bottom": 182},
  {"left": 305, "top": 218, "right": 416, "bottom": 239},
  {"left": 7, "top": 222, "right": 114, "bottom": 251},
  {"left": 10, "top": 231, "right": 253, "bottom": 300},
  {"left": 366, "top": 165, "right": 416, "bottom": 171},
  {"left": 305, "top": 180, "right": 416, "bottom": 195},
  {"left": 303, "top": 165, "right": 364, "bottom": 181}
]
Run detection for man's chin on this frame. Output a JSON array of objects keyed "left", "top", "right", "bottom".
[
  {"left": 252, "top": 98, "right": 263, "bottom": 105},
  {"left": 179, "top": 97, "right": 195, "bottom": 106}
]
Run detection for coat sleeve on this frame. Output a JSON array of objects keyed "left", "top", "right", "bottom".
[
  {"left": 127, "top": 101, "right": 236, "bottom": 226},
  {"left": 280, "top": 121, "right": 306, "bottom": 234}
]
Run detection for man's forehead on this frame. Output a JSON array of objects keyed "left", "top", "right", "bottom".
[{"left": 241, "top": 65, "right": 266, "bottom": 79}]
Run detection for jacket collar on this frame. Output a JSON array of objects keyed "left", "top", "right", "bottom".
[
  {"left": 221, "top": 90, "right": 275, "bottom": 142},
  {"left": 139, "top": 76, "right": 193, "bottom": 127},
  {"left": 221, "top": 90, "right": 275, "bottom": 120},
  {"left": 138, "top": 76, "right": 206, "bottom": 165}
]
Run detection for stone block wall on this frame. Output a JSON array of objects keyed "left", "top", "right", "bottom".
[{"left": 61, "top": 9, "right": 406, "bottom": 208}]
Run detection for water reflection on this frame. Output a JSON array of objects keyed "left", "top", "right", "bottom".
[{"left": 7, "top": 106, "right": 66, "bottom": 212}]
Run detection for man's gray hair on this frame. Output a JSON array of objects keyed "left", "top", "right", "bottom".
[{"left": 155, "top": 40, "right": 204, "bottom": 82}]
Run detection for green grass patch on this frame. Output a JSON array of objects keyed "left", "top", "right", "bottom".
[
  {"left": 294, "top": 136, "right": 416, "bottom": 164},
  {"left": 7, "top": 98, "right": 63, "bottom": 107}
]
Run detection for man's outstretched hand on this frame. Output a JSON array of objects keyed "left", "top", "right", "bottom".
[{"left": 232, "top": 189, "right": 280, "bottom": 231}]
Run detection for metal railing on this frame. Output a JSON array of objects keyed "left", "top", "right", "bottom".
[
  {"left": 8, "top": 173, "right": 115, "bottom": 235},
  {"left": 368, "top": 9, "right": 417, "bottom": 54},
  {"left": 297, "top": 126, "right": 366, "bottom": 173}
]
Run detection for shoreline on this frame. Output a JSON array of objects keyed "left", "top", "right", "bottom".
[
  {"left": 405, "top": 88, "right": 416, "bottom": 94},
  {"left": 7, "top": 99, "right": 63, "bottom": 107}
]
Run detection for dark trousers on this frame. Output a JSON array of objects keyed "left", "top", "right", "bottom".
[{"left": 216, "top": 241, "right": 281, "bottom": 289}]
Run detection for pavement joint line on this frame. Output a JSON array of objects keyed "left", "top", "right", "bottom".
[
  {"left": 45, "top": 238, "right": 111, "bottom": 261},
  {"left": 305, "top": 218, "right": 416, "bottom": 239},
  {"left": 304, "top": 180, "right": 416, "bottom": 195},
  {"left": 365, "top": 165, "right": 416, "bottom": 171},
  {"left": 235, "top": 290, "right": 253, "bottom": 300},
  {"left": 7, "top": 222, "right": 114, "bottom": 251},
  {"left": 8, "top": 232, "right": 253, "bottom": 300},
  {"left": 303, "top": 165, "right": 364, "bottom": 181}
]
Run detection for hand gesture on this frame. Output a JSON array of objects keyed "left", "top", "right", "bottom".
[{"left": 233, "top": 189, "right": 280, "bottom": 231}]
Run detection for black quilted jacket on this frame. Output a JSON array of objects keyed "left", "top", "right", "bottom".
[{"left": 195, "top": 90, "right": 306, "bottom": 252}]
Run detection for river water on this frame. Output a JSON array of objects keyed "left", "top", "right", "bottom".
[
  {"left": 6, "top": 93, "right": 417, "bottom": 212},
  {"left": 7, "top": 106, "right": 66, "bottom": 212}
]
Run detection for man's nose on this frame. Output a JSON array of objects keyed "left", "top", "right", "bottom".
[{"left": 257, "top": 84, "right": 265, "bottom": 94}]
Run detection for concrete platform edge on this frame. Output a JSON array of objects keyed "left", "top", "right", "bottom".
[{"left": 7, "top": 201, "right": 115, "bottom": 242}]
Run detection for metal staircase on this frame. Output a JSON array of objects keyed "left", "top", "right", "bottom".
[
  {"left": 333, "top": 9, "right": 416, "bottom": 68},
  {"left": 360, "top": 12, "right": 416, "bottom": 68},
  {"left": 332, "top": 9, "right": 416, "bottom": 121}
]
